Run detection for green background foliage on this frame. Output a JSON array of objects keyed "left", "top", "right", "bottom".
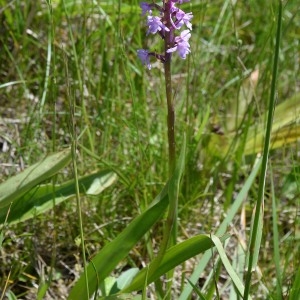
[{"left": 0, "top": 0, "right": 299, "bottom": 299}]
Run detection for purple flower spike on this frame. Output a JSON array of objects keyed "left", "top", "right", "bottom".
[
  {"left": 137, "top": 1, "right": 193, "bottom": 69},
  {"left": 137, "top": 49, "right": 152, "bottom": 70},
  {"left": 167, "top": 29, "right": 191, "bottom": 59},
  {"left": 147, "top": 15, "right": 170, "bottom": 35}
]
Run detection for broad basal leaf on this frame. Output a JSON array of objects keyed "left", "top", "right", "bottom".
[
  {"left": 0, "top": 148, "right": 71, "bottom": 209},
  {"left": 0, "top": 170, "right": 117, "bottom": 225}
]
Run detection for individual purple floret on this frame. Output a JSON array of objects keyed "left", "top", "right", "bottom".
[
  {"left": 147, "top": 15, "right": 170, "bottom": 35},
  {"left": 137, "top": 49, "right": 152, "bottom": 70},
  {"left": 166, "top": 29, "right": 191, "bottom": 59},
  {"left": 174, "top": 9, "right": 193, "bottom": 30},
  {"left": 140, "top": 2, "right": 152, "bottom": 16}
]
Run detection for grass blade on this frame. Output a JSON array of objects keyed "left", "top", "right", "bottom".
[
  {"left": 211, "top": 235, "right": 252, "bottom": 300},
  {"left": 270, "top": 167, "right": 283, "bottom": 299},
  {"left": 288, "top": 267, "right": 300, "bottom": 300},
  {"left": 244, "top": 1, "right": 283, "bottom": 298},
  {"left": 186, "top": 278, "right": 207, "bottom": 300},
  {"left": 245, "top": 202, "right": 263, "bottom": 273}
]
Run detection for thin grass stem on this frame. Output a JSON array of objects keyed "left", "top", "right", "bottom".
[
  {"left": 71, "top": 133, "right": 90, "bottom": 300},
  {"left": 62, "top": 0, "right": 94, "bottom": 153},
  {"left": 64, "top": 52, "right": 90, "bottom": 299},
  {"left": 39, "top": 2, "right": 52, "bottom": 116},
  {"left": 243, "top": 1, "right": 283, "bottom": 298},
  {"left": 270, "top": 166, "right": 283, "bottom": 299},
  {"left": 46, "top": 2, "right": 59, "bottom": 297}
]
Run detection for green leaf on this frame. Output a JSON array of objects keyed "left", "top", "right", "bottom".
[
  {"left": 246, "top": 203, "right": 263, "bottom": 272},
  {"left": 99, "top": 268, "right": 140, "bottom": 297},
  {"left": 179, "top": 157, "right": 262, "bottom": 299},
  {"left": 245, "top": 92, "right": 300, "bottom": 154},
  {"left": 271, "top": 171, "right": 283, "bottom": 299},
  {"left": 0, "top": 148, "right": 71, "bottom": 209},
  {"left": 99, "top": 277, "right": 117, "bottom": 297},
  {"left": 208, "top": 92, "right": 300, "bottom": 156},
  {"left": 111, "top": 268, "right": 140, "bottom": 294},
  {"left": 98, "top": 294, "right": 146, "bottom": 300},
  {"left": 168, "top": 134, "right": 186, "bottom": 206},
  {"left": 211, "top": 235, "right": 252, "bottom": 300},
  {"left": 186, "top": 278, "right": 207, "bottom": 300},
  {"left": 289, "top": 266, "right": 300, "bottom": 300},
  {"left": 122, "top": 234, "right": 230, "bottom": 293},
  {"left": 67, "top": 185, "right": 169, "bottom": 300},
  {"left": 0, "top": 170, "right": 117, "bottom": 225},
  {"left": 4, "top": 290, "right": 18, "bottom": 300},
  {"left": 37, "top": 281, "right": 49, "bottom": 300}
]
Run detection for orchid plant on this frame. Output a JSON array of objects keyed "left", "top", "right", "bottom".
[{"left": 136, "top": 0, "right": 194, "bottom": 291}]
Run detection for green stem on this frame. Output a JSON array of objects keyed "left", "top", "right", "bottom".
[{"left": 243, "top": 1, "right": 282, "bottom": 298}]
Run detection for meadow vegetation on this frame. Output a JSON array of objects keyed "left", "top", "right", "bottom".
[{"left": 0, "top": 0, "right": 299, "bottom": 299}]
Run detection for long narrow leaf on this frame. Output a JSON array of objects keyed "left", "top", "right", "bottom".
[
  {"left": 0, "top": 148, "right": 71, "bottom": 208},
  {"left": 122, "top": 234, "right": 229, "bottom": 293},
  {"left": 244, "top": 2, "right": 283, "bottom": 297},
  {"left": 211, "top": 235, "right": 252, "bottom": 300},
  {"left": 67, "top": 186, "right": 169, "bottom": 300},
  {"left": 245, "top": 203, "right": 263, "bottom": 272},
  {"left": 289, "top": 267, "right": 300, "bottom": 300},
  {"left": 0, "top": 170, "right": 117, "bottom": 225},
  {"left": 186, "top": 278, "right": 207, "bottom": 300},
  {"left": 179, "top": 157, "right": 262, "bottom": 299},
  {"left": 271, "top": 169, "right": 283, "bottom": 299},
  {"left": 149, "top": 135, "right": 187, "bottom": 279}
]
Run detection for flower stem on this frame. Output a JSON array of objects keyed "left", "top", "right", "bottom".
[
  {"left": 148, "top": 4, "right": 178, "bottom": 296},
  {"left": 163, "top": 0, "right": 178, "bottom": 251},
  {"left": 164, "top": 0, "right": 176, "bottom": 177},
  {"left": 147, "top": 3, "right": 177, "bottom": 285}
]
